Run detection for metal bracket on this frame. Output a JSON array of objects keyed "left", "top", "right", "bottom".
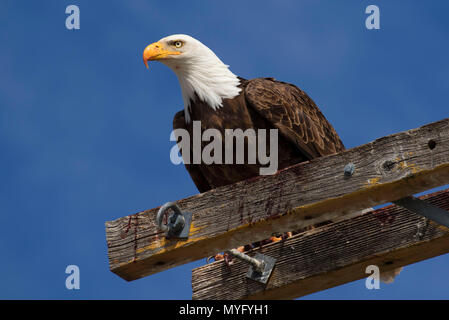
[
  {"left": 156, "top": 202, "right": 192, "bottom": 239},
  {"left": 226, "top": 249, "right": 276, "bottom": 284},
  {"left": 393, "top": 196, "right": 449, "bottom": 228}
]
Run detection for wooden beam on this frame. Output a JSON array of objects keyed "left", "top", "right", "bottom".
[
  {"left": 106, "top": 118, "right": 449, "bottom": 281},
  {"left": 191, "top": 189, "right": 449, "bottom": 300}
]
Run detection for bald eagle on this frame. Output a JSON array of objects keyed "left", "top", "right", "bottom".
[
  {"left": 143, "top": 34, "right": 401, "bottom": 281},
  {"left": 143, "top": 34, "right": 344, "bottom": 192}
]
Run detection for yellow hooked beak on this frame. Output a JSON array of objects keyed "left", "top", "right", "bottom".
[{"left": 143, "top": 41, "right": 181, "bottom": 69}]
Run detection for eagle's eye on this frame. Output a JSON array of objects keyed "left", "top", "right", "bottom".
[{"left": 174, "top": 41, "right": 183, "bottom": 48}]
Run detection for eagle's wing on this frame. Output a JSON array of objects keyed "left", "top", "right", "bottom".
[
  {"left": 244, "top": 78, "right": 345, "bottom": 159},
  {"left": 173, "top": 110, "right": 212, "bottom": 193}
]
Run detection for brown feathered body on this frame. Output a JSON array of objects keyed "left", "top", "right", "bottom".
[{"left": 173, "top": 77, "right": 345, "bottom": 192}]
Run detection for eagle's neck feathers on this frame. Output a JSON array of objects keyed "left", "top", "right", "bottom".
[{"left": 164, "top": 51, "right": 241, "bottom": 123}]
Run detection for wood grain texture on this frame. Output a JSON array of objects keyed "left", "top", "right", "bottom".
[
  {"left": 192, "top": 189, "right": 449, "bottom": 300},
  {"left": 106, "top": 118, "right": 449, "bottom": 281}
]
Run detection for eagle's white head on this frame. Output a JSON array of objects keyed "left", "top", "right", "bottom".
[{"left": 143, "top": 34, "right": 241, "bottom": 122}]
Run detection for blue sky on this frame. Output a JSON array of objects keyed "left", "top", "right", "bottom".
[{"left": 0, "top": 1, "right": 448, "bottom": 299}]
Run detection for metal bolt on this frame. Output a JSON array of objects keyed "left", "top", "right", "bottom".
[
  {"left": 167, "top": 212, "right": 186, "bottom": 237},
  {"left": 226, "top": 249, "right": 266, "bottom": 274},
  {"left": 344, "top": 163, "right": 355, "bottom": 177},
  {"left": 225, "top": 249, "right": 276, "bottom": 284},
  {"left": 156, "top": 202, "right": 190, "bottom": 238}
]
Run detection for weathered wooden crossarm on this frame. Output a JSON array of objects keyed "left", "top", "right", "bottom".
[
  {"left": 106, "top": 118, "right": 449, "bottom": 281},
  {"left": 192, "top": 189, "right": 449, "bottom": 300}
]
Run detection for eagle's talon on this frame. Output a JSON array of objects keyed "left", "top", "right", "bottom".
[
  {"left": 269, "top": 236, "right": 283, "bottom": 242},
  {"left": 214, "top": 253, "right": 224, "bottom": 261}
]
